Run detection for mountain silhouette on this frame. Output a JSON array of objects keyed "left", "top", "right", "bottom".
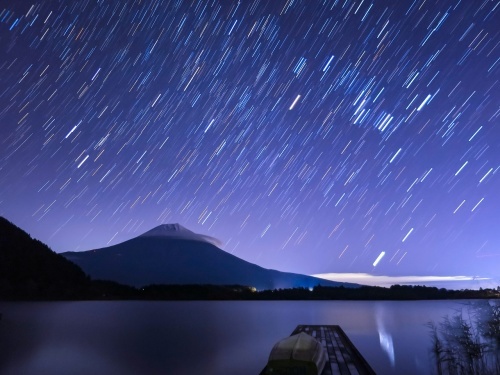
[
  {"left": 0, "top": 217, "right": 89, "bottom": 299},
  {"left": 62, "top": 224, "right": 357, "bottom": 290}
]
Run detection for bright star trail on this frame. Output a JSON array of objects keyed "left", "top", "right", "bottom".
[
  {"left": 0, "top": 0, "right": 498, "bottom": 281},
  {"left": 373, "top": 251, "right": 385, "bottom": 267}
]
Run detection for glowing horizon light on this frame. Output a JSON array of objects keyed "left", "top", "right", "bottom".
[
  {"left": 312, "top": 273, "right": 493, "bottom": 289},
  {"left": 373, "top": 251, "right": 386, "bottom": 267}
]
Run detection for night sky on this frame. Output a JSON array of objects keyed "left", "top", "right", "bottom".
[{"left": 1, "top": 0, "right": 498, "bottom": 282}]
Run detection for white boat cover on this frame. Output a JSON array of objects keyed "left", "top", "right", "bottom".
[{"left": 266, "top": 332, "right": 327, "bottom": 374}]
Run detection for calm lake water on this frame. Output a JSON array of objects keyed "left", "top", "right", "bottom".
[{"left": 0, "top": 300, "right": 486, "bottom": 374}]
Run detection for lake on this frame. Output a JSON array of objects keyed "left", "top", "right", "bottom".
[{"left": 0, "top": 300, "right": 485, "bottom": 374}]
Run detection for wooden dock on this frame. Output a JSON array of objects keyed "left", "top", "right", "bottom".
[{"left": 262, "top": 325, "right": 376, "bottom": 375}]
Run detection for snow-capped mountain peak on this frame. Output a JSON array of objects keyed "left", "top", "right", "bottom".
[{"left": 139, "top": 223, "right": 221, "bottom": 246}]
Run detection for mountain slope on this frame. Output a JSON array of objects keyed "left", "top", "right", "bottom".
[
  {"left": 62, "top": 224, "right": 357, "bottom": 290},
  {"left": 0, "top": 217, "right": 90, "bottom": 299}
]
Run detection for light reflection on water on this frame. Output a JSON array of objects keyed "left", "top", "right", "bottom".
[
  {"left": 0, "top": 300, "right": 470, "bottom": 375},
  {"left": 376, "top": 303, "right": 395, "bottom": 367}
]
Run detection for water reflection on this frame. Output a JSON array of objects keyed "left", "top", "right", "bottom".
[
  {"left": 376, "top": 304, "right": 395, "bottom": 367},
  {"left": 0, "top": 300, "right": 463, "bottom": 375}
]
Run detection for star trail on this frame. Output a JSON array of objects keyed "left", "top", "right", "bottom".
[{"left": 0, "top": 0, "right": 498, "bottom": 281}]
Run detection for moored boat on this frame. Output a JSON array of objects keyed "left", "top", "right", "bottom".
[
  {"left": 262, "top": 325, "right": 376, "bottom": 375},
  {"left": 262, "top": 331, "right": 327, "bottom": 375}
]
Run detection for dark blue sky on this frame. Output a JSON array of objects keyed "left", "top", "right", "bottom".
[{"left": 0, "top": 0, "right": 498, "bottom": 280}]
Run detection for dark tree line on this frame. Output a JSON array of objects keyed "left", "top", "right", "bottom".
[{"left": 79, "top": 283, "right": 500, "bottom": 301}]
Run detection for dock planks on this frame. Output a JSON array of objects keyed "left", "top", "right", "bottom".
[{"left": 262, "top": 325, "right": 376, "bottom": 375}]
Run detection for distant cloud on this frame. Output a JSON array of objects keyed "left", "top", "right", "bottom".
[
  {"left": 312, "top": 273, "right": 494, "bottom": 290},
  {"left": 199, "top": 234, "right": 224, "bottom": 248}
]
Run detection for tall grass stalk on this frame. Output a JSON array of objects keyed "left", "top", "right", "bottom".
[{"left": 428, "top": 301, "right": 500, "bottom": 375}]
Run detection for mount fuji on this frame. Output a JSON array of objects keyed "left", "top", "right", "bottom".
[{"left": 62, "top": 224, "right": 357, "bottom": 290}]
